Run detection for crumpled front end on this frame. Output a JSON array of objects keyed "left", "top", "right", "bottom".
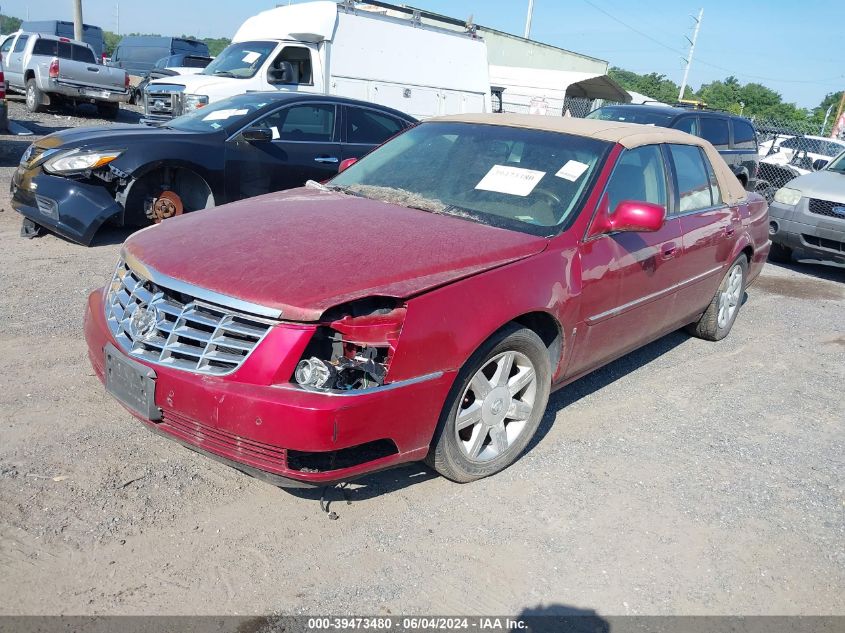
[{"left": 84, "top": 255, "right": 456, "bottom": 486}]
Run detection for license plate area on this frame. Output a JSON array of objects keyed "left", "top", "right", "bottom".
[{"left": 105, "top": 343, "right": 161, "bottom": 421}]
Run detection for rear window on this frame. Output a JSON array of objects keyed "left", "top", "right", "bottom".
[
  {"left": 33, "top": 39, "right": 96, "bottom": 63},
  {"left": 346, "top": 108, "right": 407, "bottom": 145},
  {"left": 699, "top": 117, "right": 730, "bottom": 147},
  {"left": 587, "top": 106, "right": 675, "bottom": 126},
  {"left": 732, "top": 119, "right": 757, "bottom": 149},
  {"left": 669, "top": 144, "right": 716, "bottom": 212}
]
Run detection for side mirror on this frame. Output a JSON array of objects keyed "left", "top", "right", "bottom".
[
  {"left": 589, "top": 196, "right": 666, "bottom": 237},
  {"left": 812, "top": 158, "right": 828, "bottom": 171},
  {"left": 338, "top": 157, "right": 358, "bottom": 173},
  {"left": 241, "top": 127, "right": 273, "bottom": 143},
  {"left": 268, "top": 61, "right": 294, "bottom": 84}
]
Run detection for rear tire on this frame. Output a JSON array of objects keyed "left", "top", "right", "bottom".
[
  {"left": 768, "top": 242, "right": 793, "bottom": 264},
  {"left": 686, "top": 256, "right": 747, "bottom": 341},
  {"left": 25, "top": 79, "right": 45, "bottom": 113},
  {"left": 426, "top": 325, "right": 551, "bottom": 483},
  {"left": 97, "top": 102, "right": 120, "bottom": 120}
]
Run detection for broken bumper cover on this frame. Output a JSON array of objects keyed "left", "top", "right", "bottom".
[
  {"left": 83, "top": 289, "right": 455, "bottom": 486},
  {"left": 10, "top": 167, "right": 123, "bottom": 245}
]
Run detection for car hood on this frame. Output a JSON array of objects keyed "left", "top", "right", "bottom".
[
  {"left": 789, "top": 170, "right": 845, "bottom": 201},
  {"left": 147, "top": 73, "right": 237, "bottom": 98},
  {"left": 32, "top": 124, "right": 204, "bottom": 153},
  {"left": 124, "top": 187, "right": 549, "bottom": 321}
]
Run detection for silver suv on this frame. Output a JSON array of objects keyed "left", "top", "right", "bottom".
[{"left": 768, "top": 150, "right": 845, "bottom": 264}]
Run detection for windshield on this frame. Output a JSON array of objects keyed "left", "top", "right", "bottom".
[
  {"left": 587, "top": 106, "right": 675, "bottom": 126},
  {"left": 201, "top": 40, "right": 276, "bottom": 79},
  {"left": 328, "top": 122, "right": 611, "bottom": 236},
  {"left": 167, "top": 93, "right": 274, "bottom": 132},
  {"left": 827, "top": 150, "right": 845, "bottom": 172}
]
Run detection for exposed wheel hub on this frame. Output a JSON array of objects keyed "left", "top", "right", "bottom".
[{"left": 151, "top": 191, "right": 183, "bottom": 223}]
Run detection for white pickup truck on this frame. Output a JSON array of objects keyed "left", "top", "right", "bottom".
[{"left": 0, "top": 32, "right": 129, "bottom": 118}]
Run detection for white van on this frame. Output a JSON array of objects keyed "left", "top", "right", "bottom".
[{"left": 144, "top": 1, "right": 491, "bottom": 121}]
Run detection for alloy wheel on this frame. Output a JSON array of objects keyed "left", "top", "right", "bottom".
[
  {"left": 717, "top": 264, "right": 743, "bottom": 329},
  {"left": 454, "top": 351, "right": 538, "bottom": 462}
]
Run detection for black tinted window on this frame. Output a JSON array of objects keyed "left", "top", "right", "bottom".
[
  {"left": 57, "top": 41, "right": 71, "bottom": 59},
  {"left": 672, "top": 117, "right": 697, "bottom": 135},
  {"left": 732, "top": 119, "right": 756, "bottom": 147},
  {"left": 699, "top": 117, "right": 730, "bottom": 147},
  {"left": 13, "top": 35, "right": 29, "bottom": 53},
  {"left": 346, "top": 108, "right": 406, "bottom": 145},
  {"left": 33, "top": 39, "right": 58, "bottom": 56},
  {"left": 606, "top": 145, "right": 667, "bottom": 212},
  {"left": 72, "top": 45, "right": 96, "bottom": 63},
  {"left": 256, "top": 104, "right": 337, "bottom": 142},
  {"left": 669, "top": 144, "right": 713, "bottom": 212}
]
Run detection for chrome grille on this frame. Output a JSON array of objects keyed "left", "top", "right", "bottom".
[
  {"left": 105, "top": 259, "right": 274, "bottom": 376},
  {"left": 808, "top": 198, "right": 845, "bottom": 219}
]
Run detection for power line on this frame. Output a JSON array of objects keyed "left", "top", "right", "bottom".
[{"left": 580, "top": 0, "right": 844, "bottom": 87}]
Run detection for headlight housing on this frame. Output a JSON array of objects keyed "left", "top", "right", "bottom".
[
  {"left": 292, "top": 305, "right": 406, "bottom": 392},
  {"left": 773, "top": 187, "right": 802, "bottom": 207},
  {"left": 43, "top": 149, "right": 123, "bottom": 175},
  {"left": 183, "top": 94, "right": 209, "bottom": 113}
]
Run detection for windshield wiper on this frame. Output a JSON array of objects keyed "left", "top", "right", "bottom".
[{"left": 211, "top": 70, "right": 238, "bottom": 77}]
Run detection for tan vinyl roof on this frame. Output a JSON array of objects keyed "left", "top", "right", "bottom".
[{"left": 431, "top": 113, "right": 748, "bottom": 205}]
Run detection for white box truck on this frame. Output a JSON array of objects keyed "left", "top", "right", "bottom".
[{"left": 143, "top": 1, "right": 491, "bottom": 121}]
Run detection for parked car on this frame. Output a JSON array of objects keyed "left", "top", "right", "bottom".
[
  {"left": 757, "top": 134, "right": 845, "bottom": 201},
  {"left": 587, "top": 104, "right": 760, "bottom": 192},
  {"left": 0, "top": 32, "right": 129, "bottom": 116},
  {"left": 83, "top": 114, "right": 769, "bottom": 487},
  {"left": 130, "top": 55, "right": 213, "bottom": 104},
  {"left": 20, "top": 19, "right": 105, "bottom": 58},
  {"left": 0, "top": 52, "right": 7, "bottom": 132},
  {"left": 11, "top": 92, "right": 416, "bottom": 245},
  {"left": 768, "top": 149, "right": 845, "bottom": 264},
  {"left": 112, "top": 36, "right": 209, "bottom": 77},
  {"left": 143, "top": 1, "right": 491, "bottom": 122}
]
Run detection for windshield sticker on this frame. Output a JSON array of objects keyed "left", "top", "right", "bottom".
[
  {"left": 475, "top": 165, "right": 545, "bottom": 197},
  {"left": 271, "top": 126, "right": 280, "bottom": 140},
  {"left": 209, "top": 123, "right": 221, "bottom": 129},
  {"left": 555, "top": 160, "right": 589, "bottom": 182},
  {"left": 242, "top": 51, "right": 261, "bottom": 63},
  {"left": 202, "top": 109, "right": 247, "bottom": 121}
]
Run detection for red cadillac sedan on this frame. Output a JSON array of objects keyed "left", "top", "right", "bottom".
[{"left": 84, "top": 114, "right": 770, "bottom": 486}]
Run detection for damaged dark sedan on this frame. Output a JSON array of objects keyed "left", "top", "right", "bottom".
[{"left": 10, "top": 92, "right": 415, "bottom": 244}]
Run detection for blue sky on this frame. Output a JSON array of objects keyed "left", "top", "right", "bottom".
[{"left": 3, "top": 0, "right": 840, "bottom": 108}]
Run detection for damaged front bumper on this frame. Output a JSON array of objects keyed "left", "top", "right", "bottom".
[
  {"left": 83, "top": 288, "right": 455, "bottom": 486},
  {"left": 10, "top": 165, "right": 124, "bottom": 245}
]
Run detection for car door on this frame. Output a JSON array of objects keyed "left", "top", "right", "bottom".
[
  {"left": 4, "top": 34, "right": 28, "bottom": 88},
  {"left": 667, "top": 144, "right": 738, "bottom": 320},
  {"left": 341, "top": 105, "right": 410, "bottom": 161},
  {"left": 224, "top": 101, "right": 340, "bottom": 201},
  {"left": 569, "top": 144, "right": 685, "bottom": 376}
]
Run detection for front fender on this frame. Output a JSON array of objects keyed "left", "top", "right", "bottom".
[{"left": 387, "top": 246, "right": 578, "bottom": 384}]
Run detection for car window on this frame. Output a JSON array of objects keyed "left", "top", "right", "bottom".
[
  {"left": 13, "top": 34, "right": 29, "bottom": 53},
  {"left": 330, "top": 121, "right": 611, "bottom": 236},
  {"left": 672, "top": 117, "right": 698, "bottom": 135},
  {"left": 72, "top": 44, "right": 96, "bottom": 63},
  {"left": 269, "top": 46, "right": 312, "bottom": 85},
  {"left": 346, "top": 108, "right": 406, "bottom": 145},
  {"left": 821, "top": 141, "right": 845, "bottom": 157},
  {"left": 0, "top": 37, "right": 14, "bottom": 54},
  {"left": 586, "top": 106, "right": 675, "bottom": 126},
  {"left": 732, "top": 119, "right": 757, "bottom": 149},
  {"left": 699, "top": 117, "right": 730, "bottom": 147},
  {"left": 669, "top": 144, "right": 715, "bottom": 212},
  {"left": 257, "top": 104, "right": 337, "bottom": 142},
  {"left": 606, "top": 145, "right": 667, "bottom": 213},
  {"left": 33, "top": 38, "right": 58, "bottom": 56},
  {"left": 701, "top": 151, "right": 722, "bottom": 206},
  {"left": 202, "top": 40, "right": 276, "bottom": 79}
]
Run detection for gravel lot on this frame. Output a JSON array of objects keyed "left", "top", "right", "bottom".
[{"left": 0, "top": 96, "right": 843, "bottom": 616}]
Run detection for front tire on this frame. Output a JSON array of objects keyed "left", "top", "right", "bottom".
[
  {"left": 25, "top": 79, "right": 45, "bottom": 113},
  {"left": 686, "top": 256, "right": 747, "bottom": 341},
  {"left": 426, "top": 325, "right": 551, "bottom": 483}
]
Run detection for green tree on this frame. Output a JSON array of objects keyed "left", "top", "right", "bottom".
[
  {"left": 1, "top": 13, "right": 22, "bottom": 35},
  {"left": 103, "top": 31, "right": 121, "bottom": 56}
]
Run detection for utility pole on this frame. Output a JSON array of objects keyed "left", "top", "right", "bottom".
[
  {"left": 116, "top": 2, "right": 120, "bottom": 35},
  {"left": 678, "top": 8, "right": 703, "bottom": 102},
  {"left": 524, "top": 0, "right": 534, "bottom": 39},
  {"left": 73, "top": 0, "right": 84, "bottom": 41}
]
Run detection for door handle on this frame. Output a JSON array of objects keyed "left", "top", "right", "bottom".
[
  {"left": 724, "top": 226, "right": 736, "bottom": 237},
  {"left": 87, "top": 66, "right": 100, "bottom": 72},
  {"left": 314, "top": 156, "right": 339, "bottom": 164},
  {"left": 661, "top": 244, "right": 678, "bottom": 260}
]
